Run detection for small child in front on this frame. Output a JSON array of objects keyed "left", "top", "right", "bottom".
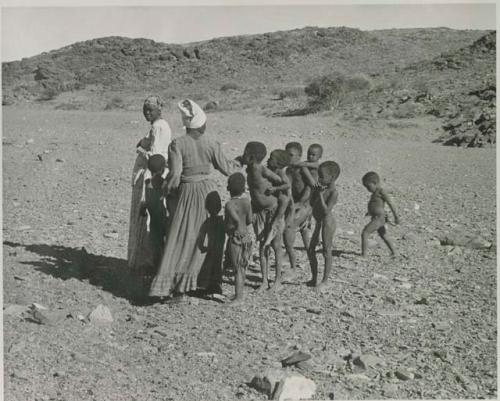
[
  {"left": 361, "top": 171, "right": 399, "bottom": 257},
  {"left": 197, "top": 191, "right": 225, "bottom": 294},
  {"left": 308, "top": 161, "right": 340, "bottom": 290},
  {"left": 241, "top": 141, "right": 287, "bottom": 291},
  {"left": 224, "top": 173, "right": 253, "bottom": 303}
]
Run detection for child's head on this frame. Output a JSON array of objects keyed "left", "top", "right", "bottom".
[
  {"left": 362, "top": 171, "right": 380, "bottom": 192},
  {"left": 267, "top": 149, "right": 292, "bottom": 171},
  {"left": 318, "top": 161, "right": 340, "bottom": 186},
  {"left": 307, "top": 144, "right": 323, "bottom": 162},
  {"left": 205, "top": 191, "right": 222, "bottom": 215},
  {"left": 242, "top": 142, "right": 267, "bottom": 165},
  {"left": 143, "top": 96, "right": 163, "bottom": 123},
  {"left": 148, "top": 154, "right": 166, "bottom": 175},
  {"left": 285, "top": 142, "right": 303, "bottom": 164},
  {"left": 227, "top": 172, "right": 246, "bottom": 197}
]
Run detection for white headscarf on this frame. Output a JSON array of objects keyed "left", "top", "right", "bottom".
[{"left": 178, "top": 99, "right": 207, "bottom": 129}]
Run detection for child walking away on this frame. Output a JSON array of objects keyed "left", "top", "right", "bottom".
[
  {"left": 197, "top": 191, "right": 226, "bottom": 295},
  {"left": 264, "top": 149, "right": 292, "bottom": 247},
  {"left": 224, "top": 173, "right": 253, "bottom": 304},
  {"left": 142, "top": 154, "right": 168, "bottom": 275},
  {"left": 308, "top": 161, "right": 340, "bottom": 291},
  {"left": 361, "top": 172, "right": 400, "bottom": 257},
  {"left": 241, "top": 142, "right": 287, "bottom": 291}
]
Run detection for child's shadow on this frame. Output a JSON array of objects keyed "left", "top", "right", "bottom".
[
  {"left": 222, "top": 264, "right": 262, "bottom": 289},
  {"left": 3, "top": 240, "right": 145, "bottom": 305}
]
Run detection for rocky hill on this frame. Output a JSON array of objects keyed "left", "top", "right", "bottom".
[{"left": 2, "top": 26, "right": 495, "bottom": 146}]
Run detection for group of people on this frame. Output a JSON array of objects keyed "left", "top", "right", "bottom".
[{"left": 127, "top": 96, "right": 400, "bottom": 304}]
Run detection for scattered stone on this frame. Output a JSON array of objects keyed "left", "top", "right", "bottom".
[
  {"left": 25, "top": 138, "right": 34, "bottom": 145},
  {"left": 352, "top": 354, "right": 384, "bottom": 370},
  {"left": 340, "top": 310, "right": 355, "bottom": 318},
  {"left": 188, "top": 297, "right": 200, "bottom": 306},
  {"left": 395, "top": 369, "right": 413, "bottom": 381},
  {"left": 250, "top": 368, "right": 286, "bottom": 398},
  {"left": 15, "top": 225, "right": 31, "bottom": 231},
  {"left": 347, "top": 373, "right": 371, "bottom": 382},
  {"left": 432, "top": 321, "right": 451, "bottom": 331},
  {"left": 399, "top": 282, "right": 413, "bottom": 290},
  {"left": 281, "top": 351, "right": 311, "bottom": 367},
  {"left": 87, "top": 304, "right": 113, "bottom": 325},
  {"left": 306, "top": 307, "right": 321, "bottom": 315},
  {"left": 103, "top": 232, "right": 119, "bottom": 239},
  {"left": 55, "top": 158, "right": 65, "bottom": 163},
  {"left": 367, "top": 239, "right": 378, "bottom": 248},
  {"left": 402, "top": 232, "right": 417, "bottom": 241},
  {"left": 196, "top": 351, "right": 216, "bottom": 358},
  {"left": 415, "top": 297, "right": 429, "bottom": 305},
  {"left": 273, "top": 374, "right": 316, "bottom": 401},
  {"left": 28, "top": 305, "right": 66, "bottom": 326},
  {"left": 13, "top": 275, "right": 27, "bottom": 281}
]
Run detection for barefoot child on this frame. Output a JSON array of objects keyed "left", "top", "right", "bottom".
[
  {"left": 308, "top": 161, "right": 340, "bottom": 290},
  {"left": 283, "top": 142, "right": 313, "bottom": 273},
  {"left": 241, "top": 142, "right": 287, "bottom": 291},
  {"left": 224, "top": 173, "right": 253, "bottom": 303},
  {"left": 264, "top": 149, "right": 292, "bottom": 247},
  {"left": 361, "top": 172, "right": 399, "bottom": 257},
  {"left": 197, "top": 191, "right": 225, "bottom": 294}
]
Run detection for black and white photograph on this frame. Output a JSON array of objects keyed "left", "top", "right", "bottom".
[{"left": 1, "top": 1, "right": 497, "bottom": 400}]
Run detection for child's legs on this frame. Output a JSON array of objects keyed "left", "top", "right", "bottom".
[
  {"left": 271, "top": 232, "right": 284, "bottom": 286},
  {"left": 361, "top": 216, "right": 385, "bottom": 255},
  {"left": 307, "top": 220, "right": 322, "bottom": 282},
  {"left": 377, "top": 225, "right": 397, "bottom": 255},
  {"left": 283, "top": 220, "right": 298, "bottom": 270},
  {"left": 229, "top": 242, "right": 246, "bottom": 299},
  {"left": 320, "top": 214, "right": 336, "bottom": 283},
  {"left": 258, "top": 242, "right": 269, "bottom": 288}
]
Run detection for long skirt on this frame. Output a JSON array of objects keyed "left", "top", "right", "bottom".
[
  {"left": 149, "top": 178, "right": 220, "bottom": 296},
  {"left": 127, "top": 171, "right": 154, "bottom": 274}
]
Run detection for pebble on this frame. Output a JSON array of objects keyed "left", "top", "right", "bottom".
[
  {"left": 352, "top": 354, "right": 384, "bottom": 370},
  {"left": 55, "top": 158, "right": 65, "bottom": 163},
  {"left": 281, "top": 351, "right": 311, "bottom": 367},
  {"left": 395, "top": 369, "right": 413, "bottom": 381},
  {"left": 103, "top": 232, "right": 119, "bottom": 239},
  {"left": 87, "top": 304, "right": 113, "bottom": 325},
  {"left": 25, "top": 139, "right": 34, "bottom": 145},
  {"left": 415, "top": 297, "right": 428, "bottom": 305},
  {"left": 273, "top": 374, "right": 316, "bottom": 401}
]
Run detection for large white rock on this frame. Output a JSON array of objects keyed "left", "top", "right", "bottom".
[
  {"left": 250, "top": 368, "right": 286, "bottom": 398},
  {"left": 273, "top": 374, "right": 316, "bottom": 401},
  {"left": 88, "top": 304, "right": 113, "bottom": 325}
]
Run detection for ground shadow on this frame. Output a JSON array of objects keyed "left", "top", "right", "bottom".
[{"left": 3, "top": 240, "right": 147, "bottom": 305}]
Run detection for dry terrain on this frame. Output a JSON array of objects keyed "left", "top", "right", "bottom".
[{"left": 2, "top": 106, "right": 496, "bottom": 400}]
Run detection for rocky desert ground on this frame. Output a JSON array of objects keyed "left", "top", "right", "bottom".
[{"left": 2, "top": 104, "right": 496, "bottom": 400}]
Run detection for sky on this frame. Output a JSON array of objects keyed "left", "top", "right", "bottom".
[{"left": 1, "top": 1, "right": 497, "bottom": 62}]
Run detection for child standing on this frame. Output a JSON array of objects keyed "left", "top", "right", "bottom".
[
  {"left": 264, "top": 149, "right": 293, "bottom": 247},
  {"left": 308, "top": 161, "right": 340, "bottom": 291},
  {"left": 293, "top": 143, "right": 323, "bottom": 188},
  {"left": 283, "top": 142, "right": 313, "bottom": 273},
  {"left": 197, "top": 191, "right": 226, "bottom": 295},
  {"left": 241, "top": 142, "right": 287, "bottom": 291},
  {"left": 361, "top": 172, "right": 399, "bottom": 257},
  {"left": 224, "top": 173, "right": 253, "bottom": 303}
]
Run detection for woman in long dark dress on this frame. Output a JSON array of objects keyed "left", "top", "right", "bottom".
[{"left": 149, "top": 99, "right": 240, "bottom": 300}]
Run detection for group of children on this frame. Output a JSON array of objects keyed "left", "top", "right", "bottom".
[{"left": 140, "top": 140, "right": 399, "bottom": 304}]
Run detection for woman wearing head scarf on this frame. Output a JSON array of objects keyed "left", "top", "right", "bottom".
[
  {"left": 127, "top": 95, "right": 171, "bottom": 290},
  {"left": 149, "top": 99, "right": 241, "bottom": 301}
]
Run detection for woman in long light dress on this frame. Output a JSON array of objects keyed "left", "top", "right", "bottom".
[
  {"left": 149, "top": 99, "right": 241, "bottom": 300},
  {"left": 127, "top": 96, "right": 171, "bottom": 284}
]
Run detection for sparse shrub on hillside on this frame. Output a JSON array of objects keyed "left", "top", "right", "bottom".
[
  {"left": 38, "top": 86, "right": 59, "bottom": 101},
  {"left": 204, "top": 101, "right": 218, "bottom": 112},
  {"left": 220, "top": 83, "right": 241, "bottom": 92},
  {"left": 304, "top": 72, "right": 372, "bottom": 111},
  {"left": 104, "top": 96, "right": 125, "bottom": 110}
]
